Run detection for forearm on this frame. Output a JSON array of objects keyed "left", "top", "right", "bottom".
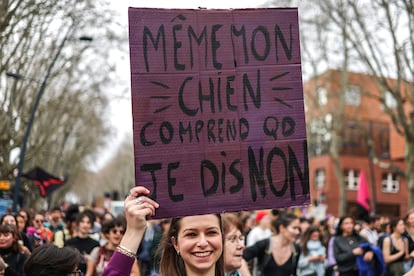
[
  {"left": 119, "top": 227, "right": 146, "bottom": 254},
  {"left": 385, "top": 249, "right": 405, "bottom": 263}
]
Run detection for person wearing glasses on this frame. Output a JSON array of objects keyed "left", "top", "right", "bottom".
[
  {"left": 222, "top": 213, "right": 251, "bottom": 276},
  {"left": 26, "top": 213, "right": 53, "bottom": 248},
  {"left": 23, "top": 243, "right": 81, "bottom": 275},
  {"left": 87, "top": 218, "right": 140, "bottom": 276}
]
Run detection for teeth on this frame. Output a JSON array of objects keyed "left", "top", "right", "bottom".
[{"left": 194, "top": 252, "right": 211, "bottom": 257}]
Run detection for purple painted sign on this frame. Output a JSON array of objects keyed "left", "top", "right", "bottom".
[{"left": 129, "top": 7, "right": 310, "bottom": 219}]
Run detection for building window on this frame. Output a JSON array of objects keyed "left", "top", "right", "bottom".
[
  {"left": 385, "top": 91, "right": 397, "bottom": 109},
  {"left": 344, "top": 169, "right": 360, "bottom": 190},
  {"left": 317, "top": 87, "right": 328, "bottom": 106},
  {"left": 344, "top": 86, "right": 361, "bottom": 106},
  {"left": 315, "top": 169, "right": 325, "bottom": 189},
  {"left": 381, "top": 172, "right": 399, "bottom": 193}
]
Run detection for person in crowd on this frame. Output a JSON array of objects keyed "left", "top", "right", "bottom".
[
  {"left": 87, "top": 217, "right": 140, "bottom": 276},
  {"left": 353, "top": 220, "right": 363, "bottom": 235},
  {"left": 325, "top": 235, "right": 337, "bottom": 276},
  {"left": 0, "top": 215, "right": 15, "bottom": 227},
  {"left": 246, "top": 211, "right": 272, "bottom": 247},
  {"left": 0, "top": 224, "right": 28, "bottom": 275},
  {"left": 52, "top": 204, "right": 80, "bottom": 248},
  {"left": 26, "top": 213, "right": 53, "bottom": 247},
  {"left": 15, "top": 214, "right": 26, "bottom": 234},
  {"left": 23, "top": 244, "right": 81, "bottom": 276},
  {"left": 245, "top": 210, "right": 273, "bottom": 275},
  {"left": 102, "top": 212, "right": 115, "bottom": 223},
  {"left": 333, "top": 216, "right": 373, "bottom": 276},
  {"left": 240, "top": 212, "right": 254, "bottom": 241},
  {"left": 137, "top": 220, "right": 157, "bottom": 276},
  {"left": 102, "top": 186, "right": 224, "bottom": 276},
  {"left": 359, "top": 215, "right": 381, "bottom": 245},
  {"left": 17, "top": 209, "right": 31, "bottom": 233},
  {"left": 378, "top": 222, "right": 391, "bottom": 250},
  {"left": 403, "top": 210, "right": 414, "bottom": 272},
  {"left": 64, "top": 204, "right": 81, "bottom": 240},
  {"left": 65, "top": 210, "right": 100, "bottom": 275},
  {"left": 222, "top": 213, "right": 250, "bottom": 276},
  {"left": 83, "top": 209, "right": 101, "bottom": 242},
  {"left": 299, "top": 217, "right": 311, "bottom": 236},
  {"left": 319, "top": 216, "right": 336, "bottom": 276},
  {"left": 242, "top": 212, "right": 301, "bottom": 276},
  {"left": 158, "top": 213, "right": 224, "bottom": 275},
  {"left": 0, "top": 214, "right": 31, "bottom": 255},
  {"left": 297, "top": 225, "right": 326, "bottom": 276},
  {"left": 44, "top": 206, "right": 65, "bottom": 235},
  {"left": 382, "top": 218, "right": 410, "bottom": 275},
  {"left": 149, "top": 218, "right": 171, "bottom": 275},
  {"left": 319, "top": 217, "right": 334, "bottom": 248}
]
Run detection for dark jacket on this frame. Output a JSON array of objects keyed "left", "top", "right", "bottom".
[{"left": 333, "top": 234, "right": 368, "bottom": 273}]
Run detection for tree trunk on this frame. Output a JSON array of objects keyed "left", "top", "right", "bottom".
[{"left": 406, "top": 142, "right": 414, "bottom": 209}]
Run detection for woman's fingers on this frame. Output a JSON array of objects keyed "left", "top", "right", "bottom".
[
  {"left": 128, "top": 186, "right": 150, "bottom": 198},
  {"left": 125, "top": 186, "right": 159, "bottom": 217}
]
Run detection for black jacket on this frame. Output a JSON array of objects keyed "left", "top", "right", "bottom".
[{"left": 333, "top": 234, "right": 368, "bottom": 273}]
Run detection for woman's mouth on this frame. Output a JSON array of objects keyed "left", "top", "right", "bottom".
[{"left": 193, "top": 251, "right": 212, "bottom": 257}]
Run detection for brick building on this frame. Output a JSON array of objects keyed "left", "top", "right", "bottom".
[{"left": 304, "top": 70, "right": 409, "bottom": 218}]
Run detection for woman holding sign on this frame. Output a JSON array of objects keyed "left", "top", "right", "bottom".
[{"left": 102, "top": 186, "right": 225, "bottom": 276}]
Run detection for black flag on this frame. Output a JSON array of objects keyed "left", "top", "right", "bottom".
[{"left": 22, "top": 167, "right": 66, "bottom": 197}]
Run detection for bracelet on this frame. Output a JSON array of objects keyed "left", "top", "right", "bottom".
[{"left": 116, "top": 245, "right": 136, "bottom": 259}]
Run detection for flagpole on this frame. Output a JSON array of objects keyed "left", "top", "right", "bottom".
[
  {"left": 10, "top": 27, "right": 92, "bottom": 212},
  {"left": 368, "top": 121, "right": 377, "bottom": 215}
]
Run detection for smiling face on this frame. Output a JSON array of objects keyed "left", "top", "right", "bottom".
[
  {"left": 107, "top": 226, "right": 124, "bottom": 247},
  {"left": 172, "top": 214, "right": 223, "bottom": 275},
  {"left": 224, "top": 225, "right": 245, "bottom": 273},
  {"left": 0, "top": 231, "right": 14, "bottom": 249}
]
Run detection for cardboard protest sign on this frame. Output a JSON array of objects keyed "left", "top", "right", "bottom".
[{"left": 129, "top": 7, "right": 310, "bottom": 219}]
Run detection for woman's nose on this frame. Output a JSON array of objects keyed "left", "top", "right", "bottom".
[{"left": 197, "top": 234, "right": 208, "bottom": 246}]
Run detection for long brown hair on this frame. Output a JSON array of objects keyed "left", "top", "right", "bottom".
[
  {"left": 0, "top": 224, "right": 20, "bottom": 252},
  {"left": 159, "top": 214, "right": 224, "bottom": 276},
  {"left": 300, "top": 225, "right": 322, "bottom": 256}
]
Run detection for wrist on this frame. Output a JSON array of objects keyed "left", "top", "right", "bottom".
[{"left": 119, "top": 228, "right": 146, "bottom": 253}]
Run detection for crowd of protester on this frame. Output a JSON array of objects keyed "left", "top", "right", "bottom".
[{"left": 2, "top": 194, "right": 414, "bottom": 275}]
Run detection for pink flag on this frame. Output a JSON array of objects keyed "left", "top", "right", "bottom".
[{"left": 357, "top": 170, "right": 370, "bottom": 211}]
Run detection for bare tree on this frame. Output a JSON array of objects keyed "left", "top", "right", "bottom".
[
  {"left": 300, "top": 0, "right": 414, "bottom": 208},
  {"left": 266, "top": 0, "right": 414, "bottom": 215},
  {"left": 0, "top": 0, "right": 127, "bottom": 206}
]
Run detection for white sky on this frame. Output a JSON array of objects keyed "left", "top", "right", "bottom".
[{"left": 99, "top": 0, "right": 267, "bottom": 169}]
